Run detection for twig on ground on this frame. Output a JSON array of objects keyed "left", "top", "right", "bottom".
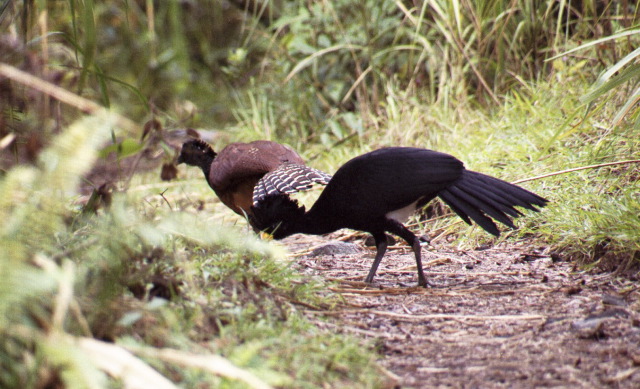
[
  {"left": 512, "top": 159, "right": 640, "bottom": 184},
  {"left": 307, "top": 309, "right": 546, "bottom": 322}
]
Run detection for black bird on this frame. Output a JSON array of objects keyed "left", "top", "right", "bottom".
[
  {"left": 177, "top": 139, "right": 331, "bottom": 224},
  {"left": 250, "top": 147, "right": 548, "bottom": 287}
]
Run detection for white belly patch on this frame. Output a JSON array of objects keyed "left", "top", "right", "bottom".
[{"left": 385, "top": 199, "right": 420, "bottom": 223}]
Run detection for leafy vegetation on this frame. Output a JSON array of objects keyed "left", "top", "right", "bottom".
[
  {"left": 0, "top": 113, "right": 379, "bottom": 387},
  {"left": 1, "top": 0, "right": 639, "bottom": 387}
]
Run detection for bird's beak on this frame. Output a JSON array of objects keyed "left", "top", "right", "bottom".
[{"left": 258, "top": 231, "right": 273, "bottom": 240}]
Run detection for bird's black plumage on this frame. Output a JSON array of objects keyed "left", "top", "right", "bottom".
[{"left": 251, "top": 147, "right": 548, "bottom": 287}]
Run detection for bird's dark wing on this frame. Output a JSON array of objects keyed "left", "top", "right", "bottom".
[
  {"left": 252, "top": 163, "right": 332, "bottom": 205},
  {"left": 309, "top": 147, "right": 465, "bottom": 218}
]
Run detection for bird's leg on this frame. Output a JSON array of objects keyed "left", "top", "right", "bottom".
[
  {"left": 365, "top": 232, "right": 388, "bottom": 284},
  {"left": 410, "top": 237, "right": 432, "bottom": 288},
  {"left": 385, "top": 221, "right": 432, "bottom": 287}
]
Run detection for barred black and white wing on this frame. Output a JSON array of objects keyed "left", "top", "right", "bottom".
[{"left": 252, "top": 163, "right": 332, "bottom": 205}]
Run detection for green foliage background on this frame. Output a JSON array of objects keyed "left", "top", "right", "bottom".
[{"left": 0, "top": 0, "right": 639, "bottom": 387}]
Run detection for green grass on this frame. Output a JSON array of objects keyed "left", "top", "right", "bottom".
[
  {"left": 230, "top": 71, "right": 639, "bottom": 268},
  {"left": 0, "top": 115, "right": 381, "bottom": 388},
  {"left": 2, "top": 1, "right": 639, "bottom": 387}
]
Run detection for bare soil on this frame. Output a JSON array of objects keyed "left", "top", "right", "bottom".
[
  {"left": 80, "top": 156, "right": 640, "bottom": 388},
  {"left": 282, "top": 234, "right": 640, "bottom": 388}
]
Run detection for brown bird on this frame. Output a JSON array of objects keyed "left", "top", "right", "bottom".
[{"left": 177, "top": 139, "right": 331, "bottom": 224}]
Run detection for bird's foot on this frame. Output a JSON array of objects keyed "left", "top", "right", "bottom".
[
  {"left": 417, "top": 278, "right": 435, "bottom": 288},
  {"left": 363, "top": 279, "right": 384, "bottom": 290}
]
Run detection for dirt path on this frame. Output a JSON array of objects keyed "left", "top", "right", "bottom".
[{"left": 282, "top": 235, "right": 640, "bottom": 388}]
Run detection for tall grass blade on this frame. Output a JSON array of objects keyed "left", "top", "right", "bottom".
[
  {"left": 612, "top": 86, "right": 640, "bottom": 127},
  {"left": 78, "top": 0, "right": 96, "bottom": 92},
  {"left": 285, "top": 44, "right": 363, "bottom": 83},
  {"left": 581, "top": 63, "right": 640, "bottom": 104},
  {"left": 547, "top": 28, "right": 640, "bottom": 61}
]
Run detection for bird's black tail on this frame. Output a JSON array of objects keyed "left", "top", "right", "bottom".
[{"left": 438, "top": 170, "right": 548, "bottom": 236}]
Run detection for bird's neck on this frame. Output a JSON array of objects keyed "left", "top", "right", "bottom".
[
  {"left": 286, "top": 208, "right": 341, "bottom": 236},
  {"left": 194, "top": 156, "right": 214, "bottom": 179}
]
